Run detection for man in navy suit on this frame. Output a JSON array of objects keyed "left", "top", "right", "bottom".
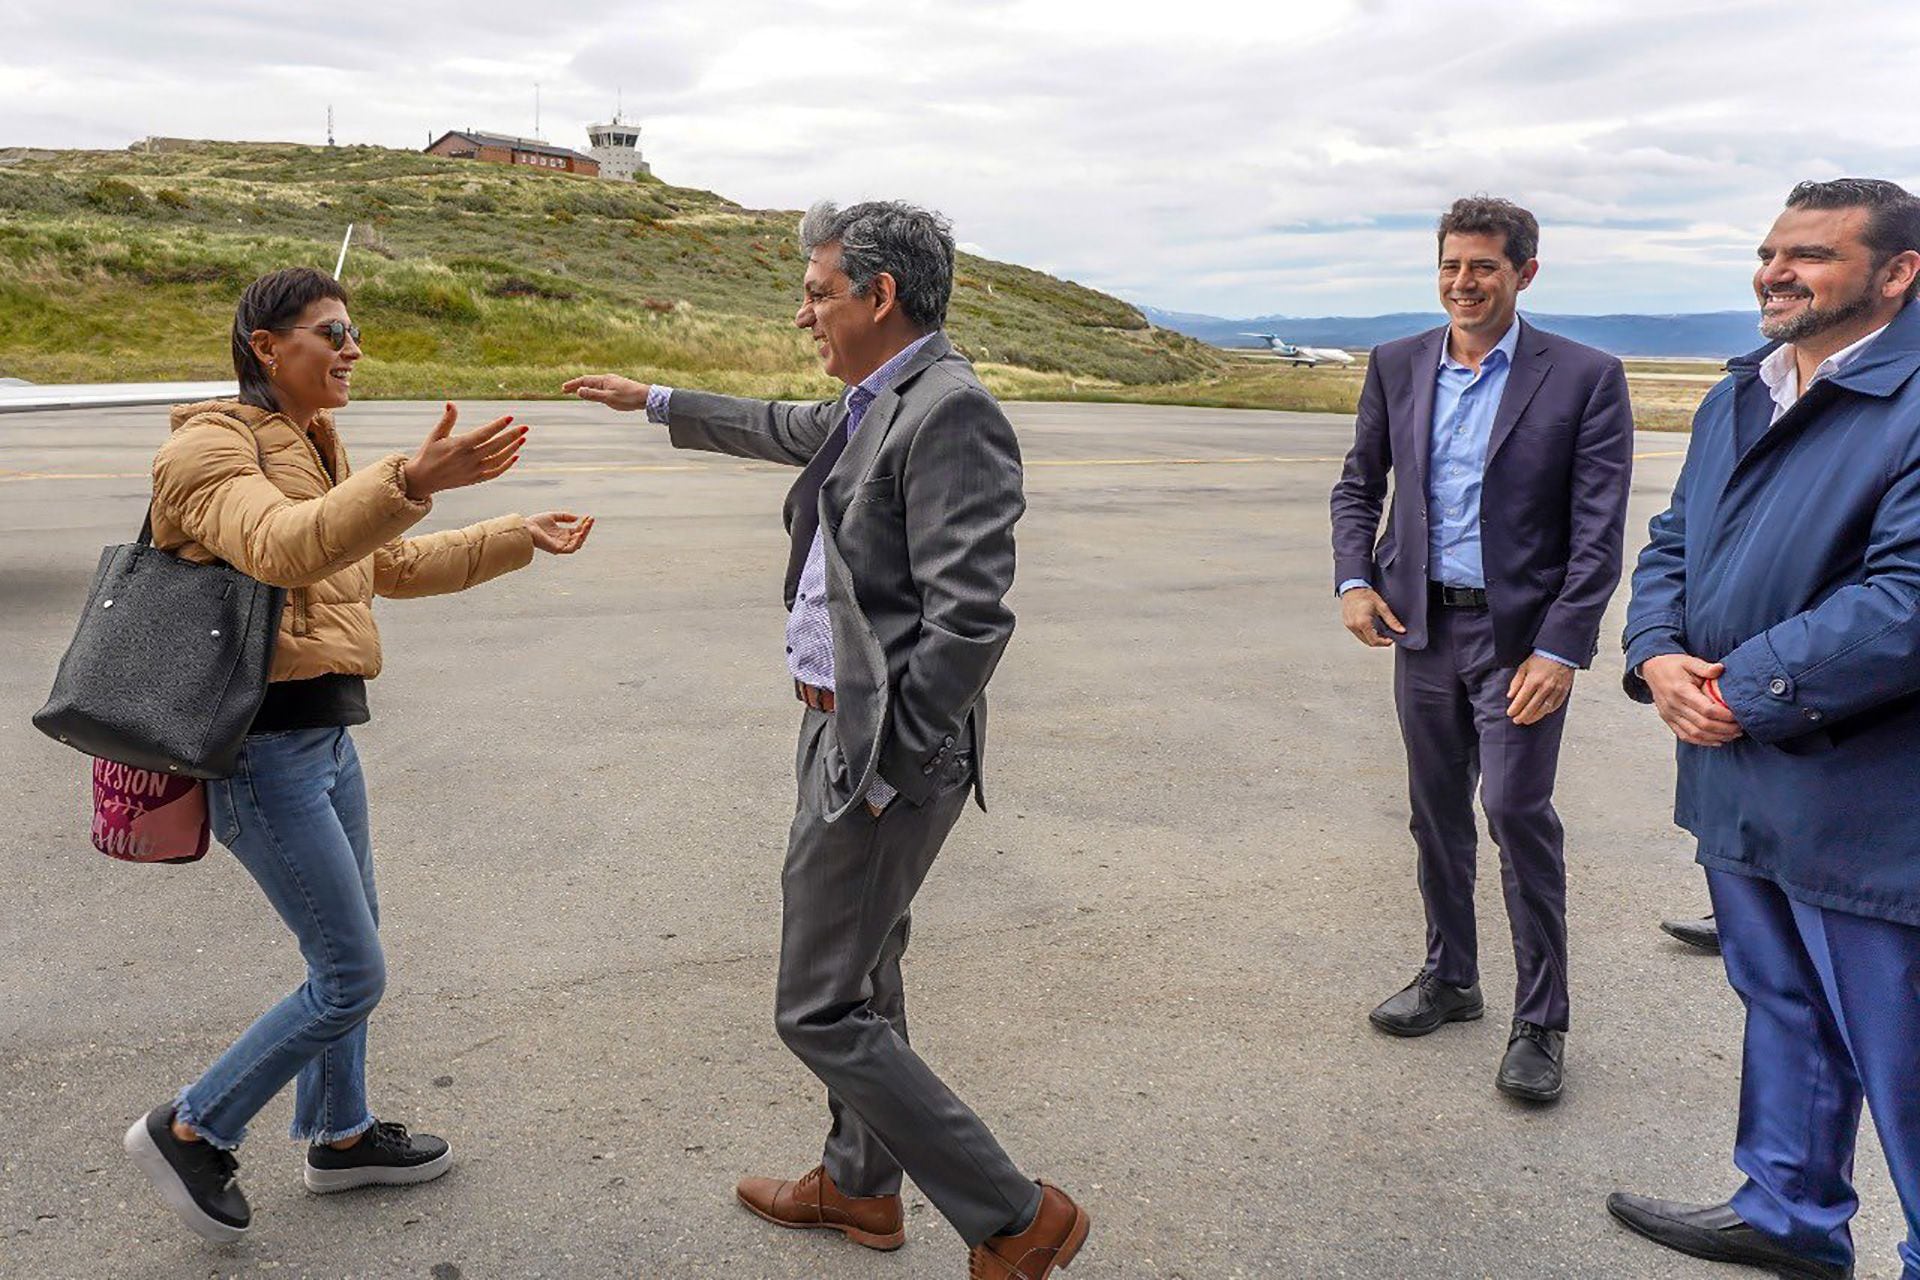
[{"left": 1329, "top": 196, "right": 1635, "bottom": 1103}]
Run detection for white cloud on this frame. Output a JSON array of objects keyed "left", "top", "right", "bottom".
[{"left": 5, "top": 0, "right": 1917, "bottom": 315}]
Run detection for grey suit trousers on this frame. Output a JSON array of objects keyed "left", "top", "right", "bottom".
[{"left": 776, "top": 708, "right": 1041, "bottom": 1246}]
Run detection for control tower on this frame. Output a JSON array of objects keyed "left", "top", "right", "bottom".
[{"left": 586, "top": 114, "right": 650, "bottom": 183}]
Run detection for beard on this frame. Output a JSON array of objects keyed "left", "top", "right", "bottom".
[{"left": 1758, "top": 286, "right": 1875, "bottom": 342}]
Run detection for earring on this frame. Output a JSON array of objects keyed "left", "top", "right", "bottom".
[{"left": 267, "top": 360, "right": 277, "bottom": 375}]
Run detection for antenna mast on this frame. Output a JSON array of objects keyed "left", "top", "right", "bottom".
[
  {"left": 333, "top": 224, "right": 355, "bottom": 279},
  {"left": 534, "top": 83, "right": 541, "bottom": 140}
]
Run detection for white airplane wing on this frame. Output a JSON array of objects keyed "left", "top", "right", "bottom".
[{"left": 0, "top": 380, "right": 239, "bottom": 413}]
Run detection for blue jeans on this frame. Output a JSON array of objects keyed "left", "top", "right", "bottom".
[
  {"left": 1714, "top": 868, "right": 1920, "bottom": 1280},
  {"left": 176, "top": 729, "right": 384, "bottom": 1150}
]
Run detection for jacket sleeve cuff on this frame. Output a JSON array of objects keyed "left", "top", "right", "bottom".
[
  {"left": 1718, "top": 631, "right": 1824, "bottom": 744},
  {"left": 376, "top": 453, "right": 433, "bottom": 513},
  {"left": 1333, "top": 560, "right": 1377, "bottom": 592},
  {"left": 877, "top": 731, "right": 958, "bottom": 808},
  {"left": 1621, "top": 629, "right": 1687, "bottom": 703}
]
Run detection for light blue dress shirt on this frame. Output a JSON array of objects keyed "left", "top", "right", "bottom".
[
  {"left": 1427, "top": 318, "right": 1518, "bottom": 589},
  {"left": 1339, "top": 319, "right": 1573, "bottom": 667}
]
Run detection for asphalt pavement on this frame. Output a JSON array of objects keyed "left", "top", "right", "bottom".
[{"left": 0, "top": 400, "right": 1902, "bottom": 1278}]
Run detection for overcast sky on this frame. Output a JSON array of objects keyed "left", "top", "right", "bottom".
[{"left": 6, "top": 0, "right": 1918, "bottom": 317}]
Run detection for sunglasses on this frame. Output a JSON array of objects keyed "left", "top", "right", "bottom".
[{"left": 272, "top": 320, "right": 361, "bottom": 351}]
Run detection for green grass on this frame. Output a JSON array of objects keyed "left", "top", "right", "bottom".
[{"left": 0, "top": 141, "right": 1222, "bottom": 401}]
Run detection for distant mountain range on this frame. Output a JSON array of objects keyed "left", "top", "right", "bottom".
[{"left": 1140, "top": 306, "right": 1766, "bottom": 360}]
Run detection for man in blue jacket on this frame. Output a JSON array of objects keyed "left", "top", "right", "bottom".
[
  {"left": 1610, "top": 178, "right": 1920, "bottom": 1280},
  {"left": 1330, "top": 196, "right": 1635, "bottom": 1104}
]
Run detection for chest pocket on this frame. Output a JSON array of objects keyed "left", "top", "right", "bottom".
[{"left": 840, "top": 474, "right": 900, "bottom": 519}]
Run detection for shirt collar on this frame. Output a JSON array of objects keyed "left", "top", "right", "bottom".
[
  {"left": 1440, "top": 316, "right": 1520, "bottom": 373},
  {"left": 850, "top": 330, "right": 940, "bottom": 403},
  {"left": 1758, "top": 319, "right": 1894, "bottom": 408}
]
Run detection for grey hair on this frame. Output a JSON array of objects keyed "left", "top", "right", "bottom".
[{"left": 799, "top": 199, "right": 955, "bottom": 331}]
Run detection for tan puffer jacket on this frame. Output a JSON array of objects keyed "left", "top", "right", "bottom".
[{"left": 150, "top": 400, "right": 534, "bottom": 682}]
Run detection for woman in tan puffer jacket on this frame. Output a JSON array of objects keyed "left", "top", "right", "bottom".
[{"left": 122, "top": 266, "right": 592, "bottom": 1243}]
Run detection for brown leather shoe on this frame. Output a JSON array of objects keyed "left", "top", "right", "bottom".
[
  {"left": 968, "top": 1181, "right": 1091, "bottom": 1279},
  {"left": 735, "top": 1164, "right": 905, "bottom": 1251}
]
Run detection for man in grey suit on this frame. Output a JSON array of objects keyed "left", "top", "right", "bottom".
[{"left": 565, "top": 201, "right": 1089, "bottom": 1280}]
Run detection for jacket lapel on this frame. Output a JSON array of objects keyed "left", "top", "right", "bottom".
[
  {"left": 1487, "top": 321, "right": 1550, "bottom": 461},
  {"left": 821, "top": 332, "right": 953, "bottom": 504},
  {"left": 1402, "top": 328, "right": 1446, "bottom": 491}
]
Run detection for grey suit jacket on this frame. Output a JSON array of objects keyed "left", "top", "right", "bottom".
[{"left": 665, "top": 333, "right": 1025, "bottom": 821}]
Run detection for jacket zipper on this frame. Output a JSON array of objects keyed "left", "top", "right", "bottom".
[{"left": 272, "top": 415, "right": 334, "bottom": 639}]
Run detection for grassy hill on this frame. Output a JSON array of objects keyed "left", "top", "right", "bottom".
[{"left": 0, "top": 141, "right": 1225, "bottom": 402}]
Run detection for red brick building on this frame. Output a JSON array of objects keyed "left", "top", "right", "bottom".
[{"left": 424, "top": 130, "right": 600, "bottom": 178}]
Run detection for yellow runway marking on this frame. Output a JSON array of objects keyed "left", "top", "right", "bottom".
[
  {"left": 0, "top": 470, "right": 150, "bottom": 482},
  {"left": 0, "top": 448, "right": 1689, "bottom": 484}
]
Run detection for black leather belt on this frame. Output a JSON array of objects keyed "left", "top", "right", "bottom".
[{"left": 1430, "top": 582, "right": 1489, "bottom": 609}]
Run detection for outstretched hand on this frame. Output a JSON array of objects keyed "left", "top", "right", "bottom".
[
  {"left": 562, "top": 373, "right": 652, "bottom": 412},
  {"left": 526, "top": 511, "right": 594, "bottom": 555},
  {"left": 403, "top": 403, "right": 526, "bottom": 499}
]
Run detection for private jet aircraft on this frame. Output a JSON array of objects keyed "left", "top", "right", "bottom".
[{"left": 1238, "top": 334, "right": 1356, "bottom": 367}]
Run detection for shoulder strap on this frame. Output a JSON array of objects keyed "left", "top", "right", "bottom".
[{"left": 142, "top": 414, "right": 270, "bottom": 549}]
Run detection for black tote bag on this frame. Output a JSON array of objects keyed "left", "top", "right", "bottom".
[{"left": 33, "top": 511, "right": 284, "bottom": 780}]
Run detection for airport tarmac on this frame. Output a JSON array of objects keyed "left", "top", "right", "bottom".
[{"left": 0, "top": 400, "right": 1903, "bottom": 1278}]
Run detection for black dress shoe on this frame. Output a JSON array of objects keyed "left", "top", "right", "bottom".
[
  {"left": 1606, "top": 1193, "right": 1852, "bottom": 1279},
  {"left": 1495, "top": 1019, "right": 1564, "bottom": 1102},
  {"left": 1368, "top": 970, "right": 1483, "bottom": 1037},
  {"left": 1660, "top": 914, "right": 1722, "bottom": 954}
]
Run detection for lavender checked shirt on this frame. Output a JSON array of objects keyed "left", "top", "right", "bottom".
[{"left": 646, "top": 332, "right": 941, "bottom": 808}]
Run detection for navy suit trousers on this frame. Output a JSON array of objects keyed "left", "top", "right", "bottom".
[
  {"left": 1713, "top": 867, "right": 1920, "bottom": 1279},
  {"left": 1393, "top": 605, "right": 1570, "bottom": 1030}
]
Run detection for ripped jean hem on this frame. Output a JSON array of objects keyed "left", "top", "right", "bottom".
[
  {"left": 295, "top": 1112, "right": 377, "bottom": 1146},
  {"left": 171, "top": 1088, "right": 244, "bottom": 1152}
]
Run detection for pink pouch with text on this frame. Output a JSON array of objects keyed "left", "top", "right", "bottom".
[{"left": 91, "top": 758, "right": 211, "bottom": 864}]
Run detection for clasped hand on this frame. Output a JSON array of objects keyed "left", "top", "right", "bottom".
[{"left": 1641, "top": 654, "right": 1744, "bottom": 747}]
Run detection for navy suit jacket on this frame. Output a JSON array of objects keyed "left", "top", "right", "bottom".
[{"left": 1329, "top": 319, "right": 1635, "bottom": 668}]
